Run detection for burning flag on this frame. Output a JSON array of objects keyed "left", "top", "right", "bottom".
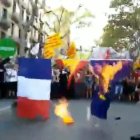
[
  {"left": 91, "top": 61, "right": 123, "bottom": 119},
  {"left": 54, "top": 98, "right": 74, "bottom": 125},
  {"left": 100, "top": 61, "right": 122, "bottom": 94}
]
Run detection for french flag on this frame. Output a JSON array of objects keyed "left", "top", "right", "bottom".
[{"left": 17, "top": 58, "right": 52, "bottom": 119}]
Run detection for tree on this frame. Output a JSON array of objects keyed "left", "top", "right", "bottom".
[
  {"left": 18, "top": 1, "right": 39, "bottom": 56},
  {"left": 100, "top": 0, "right": 140, "bottom": 52},
  {"left": 44, "top": 6, "right": 94, "bottom": 37},
  {"left": 43, "top": 6, "right": 94, "bottom": 58}
]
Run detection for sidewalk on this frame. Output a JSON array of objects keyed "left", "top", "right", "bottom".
[{"left": 0, "top": 99, "right": 15, "bottom": 112}]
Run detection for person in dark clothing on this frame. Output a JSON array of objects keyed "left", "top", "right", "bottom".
[
  {"left": 59, "top": 68, "right": 69, "bottom": 98},
  {"left": 67, "top": 75, "right": 75, "bottom": 99},
  {"left": 0, "top": 58, "right": 10, "bottom": 82},
  {"left": 51, "top": 66, "right": 60, "bottom": 99},
  {"left": 135, "top": 78, "right": 140, "bottom": 101},
  {"left": 122, "top": 77, "right": 129, "bottom": 100},
  {"left": 0, "top": 57, "right": 10, "bottom": 98}
]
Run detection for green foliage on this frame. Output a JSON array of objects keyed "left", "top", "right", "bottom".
[
  {"left": 45, "top": 7, "right": 94, "bottom": 37},
  {"left": 100, "top": 0, "right": 140, "bottom": 49},
  {"left": 110, "top": 0, "right": 133, "bottom": 8}
]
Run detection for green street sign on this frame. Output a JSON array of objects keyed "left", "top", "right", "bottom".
[{"left": 0, "top": 38, "right": 17, "bottom": 58}]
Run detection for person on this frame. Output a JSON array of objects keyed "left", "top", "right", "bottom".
[
  {"left": 75, "top": 69, "right": 85, "bottom": 83},
  {"left": 127, "top": 73, "right": 136, "bottom": 101},
  {"left": 134, "top": 68, "right": 140, "bottom": 83},
  {"left": 0, "top": 58, "right": 10, "bottom": 82},
  {"left": 114, "top": 79, "right": 123, "bottom": 100},
  {"left": 52, "top": 66, "right": 60, "bottom": 83},
  {"left": 0, "top": 57, "right": 10, "bottom": 98},
  {"left": 135, "top": 77, "right": 140, "bottom": 101},
  {"left": 59, "top": 68, "right": 69, "bottom": 98},
  {"left": 5, "top": 64, "right": 18, "bottom": 98},
  {"left": 84, "top": 70, "right": 93, "bottom": 99},
  {"left": 51, "top": 66, "right": 60, "bottom": 99},
  {"left": 122, "top": 77, "right": 129, "bottom": 100}
]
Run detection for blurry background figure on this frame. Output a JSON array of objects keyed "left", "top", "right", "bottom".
[
  {"left": 5, "top": 63, "right": 18, "bottom": 98},
  {"left": 127, "top": 73, "right": 136, "bottom": 101},
  {"left": 59, "top": 68, "right": 70, "bottom": 98},
  {"left": 134, "top": 68, "right": 140, "bottom": 83},
  {"left": 114, "top": 79, "right": 123, "bottom": 100},
  {"left": 0, "top": 57, "right": 10, "bottom": 98},
  {"left": 75, "top": 69, "right": 85, "bottom": 83},
  {"left": 52, "top": 65, "right": 60, "bottom": 83},
  {"left": 74, "top": 68, "right": 85, "bottom": 99},
  {"left": 51, "top": 65, "right": 60, "bottom": 99},
  {"left": 135, "top": 77, "right": 140, "bottom": 101},
  {"left": 84, "top": 70, "right": 93, "bottom": 99}
]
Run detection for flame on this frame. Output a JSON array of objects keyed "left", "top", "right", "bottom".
[
  {"left": 99, "top": 61, "right": 123, "bottom": 99},
  {"left": 54, "top": 98, "right": 74, "bottom": 125},
  {"left": 102, "top": 61, "right": 122, "bottom": 93}
]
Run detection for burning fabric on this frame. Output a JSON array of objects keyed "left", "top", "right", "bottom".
[
  {"left": 54, "top": 98, "right": 74, "bottom": 125},
  {"left": 91, "top": 61, "right": 123, "bottom": 119}
]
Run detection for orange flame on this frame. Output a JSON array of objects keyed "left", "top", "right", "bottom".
[
  {"left": 101, "top": 61, "right": 123, "bottom": 94},
  {"left": 54, "top": 98, "right": 74, "bottom": 125}
]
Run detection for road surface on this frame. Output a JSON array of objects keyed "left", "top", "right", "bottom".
[{"left": 0, "top": 99, "right": 140, "bottom": 140}]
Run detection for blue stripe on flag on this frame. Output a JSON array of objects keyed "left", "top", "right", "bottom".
[
  {"left": 91, "top": 94, "right": 110, "bottom": 119},
  {"left": 90, "top": 60, "right": 132, "bottom": 82},
  {"left": 18, "top": 58, "right": 52, "bottom": 80},
  {"left": 91, "top": 87, "right": 110, "bottom": 119}
]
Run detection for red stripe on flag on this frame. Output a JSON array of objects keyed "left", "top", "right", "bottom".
[{"left": 17, "top": 97, "right": 50, "bottom": 119}]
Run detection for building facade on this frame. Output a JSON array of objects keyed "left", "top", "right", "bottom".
[{"left": 0, "top": 0, "right": 48, "bottom": 56}]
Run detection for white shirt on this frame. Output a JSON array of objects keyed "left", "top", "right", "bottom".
[
  {"left": 52, "top": 69, "right": 60, "bottom": 83},
  {"left": 5, "top": 68, "right": 17, "bottom": 82}
]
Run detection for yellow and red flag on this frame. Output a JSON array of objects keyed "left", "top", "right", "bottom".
[{"left": 67, "top": 42, "right": 77, "bottom": 59}]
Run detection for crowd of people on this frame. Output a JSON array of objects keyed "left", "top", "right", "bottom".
[
  {"left": 51, "top": 62, "right": 140, "bottom": 102},
  {"left": 51, "top": 63, "right": 98, "bottom": 99},
  {"left": 0, "top": 57, "right": 140, "bottom": 103},
  {"left": 51, "top": 65, "right": 71, "bottom": 99},
  {"left": 114, "top": 68, "right": 140, "bottom": 102}
]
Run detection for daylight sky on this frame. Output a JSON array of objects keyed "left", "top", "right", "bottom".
[{"left": 46, "top": 0, "right": 112, "bottom": 49}]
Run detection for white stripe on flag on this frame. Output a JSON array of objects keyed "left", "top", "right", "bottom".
[{"left": 18, "top": 76, "right": 51, "bottom": 100}]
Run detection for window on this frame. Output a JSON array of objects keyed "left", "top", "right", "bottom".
[
  {"left": 40, "top": 13, "right": 41, "bottom": 20},
  {"left": 15, "top": 3, "right": 20, "bottom": 14},
  {"left": 11, "top": 23, "right": 14, "bottom": 36},
  {"left": 32, "top": 0, "right": 35, "bottom": 3},
  {"left": 25, "top": 32, "right": 28, "bottom": 40},
  {"left": 22, "top": 8, "right": 27, "bottom": 22},
  {"left": 2, "top": 9, "right": 8, "bottom": 19},
  {"left": 36, "top": 30, "right": 38, "bottom": 40},
  {"left": 19, "top": 29, "right": 21, "bottom": 38},
  {"left": 31, "top": 28, "right": 34, "bottom": 37},
  {"left": 26, "top": 16, "right": 29, "bottom": 22},
  {"left": 13, "top": 1, "right": 16, "bottom": 13},
  {"left": 1, "top": 32, "right": 6, "bottom": 38},
  {"left": 21, "top": 7, "right": 24, "bottom": 19}
]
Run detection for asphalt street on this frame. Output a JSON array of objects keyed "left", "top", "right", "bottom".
[{"left": 0, "top": 100, "right": 140, "bottom": 140}]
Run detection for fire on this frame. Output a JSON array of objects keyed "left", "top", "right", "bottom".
[
  {"left": 54, "top": 98, "right": 74, "bottom": 125},
  {"left": 96, "top": 61, "right": 123, "bottom": 100},
  {"left": 101, "top": 61, "right": 122, "bottom": 94}
]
